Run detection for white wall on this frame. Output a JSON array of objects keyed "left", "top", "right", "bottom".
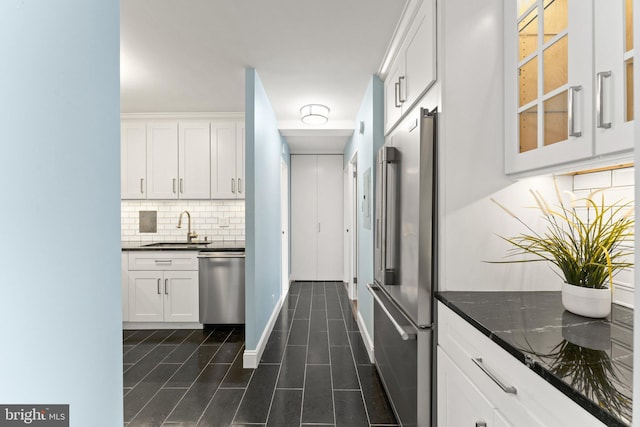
[
  {"left": 121, "top": 200, "right": 245, "bottom": 242},
  {"left": 0, "top": 1, "right": 122, "bottom": 425}
]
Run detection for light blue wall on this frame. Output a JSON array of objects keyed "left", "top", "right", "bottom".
[
  {"left": 0, "top": 1, "right": 122, "bottom": 425},
  {"left": 342, "top": 76, "right": 385, "bottom": 340},
  {"left": 245, "top": 69, "right": 291, "bottom": 351}
]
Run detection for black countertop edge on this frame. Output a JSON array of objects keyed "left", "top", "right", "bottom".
[
  {"left": 122, "top": 241, "right": 245, "bottom": 251},
  {"left": 435, "top": 292, "right": 629, "bottom": 427}
]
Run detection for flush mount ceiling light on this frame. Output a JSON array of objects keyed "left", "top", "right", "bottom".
[{"left": 300, "top": 104, "right": 330, "bottom": 125}]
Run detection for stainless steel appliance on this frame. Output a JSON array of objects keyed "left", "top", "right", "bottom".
[
  {"left": 370, "top": 107, "right": 437, "bottom": 427},
  {"left": 198, "top": 250, "right": 245, "bottom": 325}
]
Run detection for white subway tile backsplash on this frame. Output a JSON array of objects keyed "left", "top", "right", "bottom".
[
  {"left": 613, "top": 167, "right": 635, "bottom": 187},
  {"left": 121, "top": 199, "right": 245, "bottom": 242},
  {"left": 571, "top": 167, "right": 634, "bottom": 305},
  {"left": 573, "top": 170, "right": 612, "bottom": 190}
]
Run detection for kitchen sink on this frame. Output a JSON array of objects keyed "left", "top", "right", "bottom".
[{"left": 142, "top": 241, "right": 211, "bottom": 248}]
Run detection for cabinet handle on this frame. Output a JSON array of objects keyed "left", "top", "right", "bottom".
[
  {"left": 476, "top": 422, "right": 487, "bottom": 427},
  {"left": 596, "top": 71, "right": 612, "bottom": 129},
  {"left": 164, "top": 278, "right": 168, "bottom": 295},
  {"left": 568, "top": 85, "right": 582, "bottom": 137},
  {"left": 398, "top": 76, "right": 406, "bottom": 103},
  {"left": 179, "top": 178, "right": 184, "bottom": 193},
  {"left": 394, "top": 81, "right": 401, "bottom": 108},
  {"left": 231, "top": 178, "right": 235, "bottom": 193},
  {"left": 140, "top": 178, "right": 144, "bottom": 194},
  {"left": 154, "top": 259, "right": 172, "bottom": 265},
  {"left": 173, "top": 178, "right": 177, "bottom": 194},
  {"left": 318, "top": 222, "right": 321, "bottom": 232},
  {"left": 157, "top": 279, "right": 161, "bottom": 295},
  {"left": 472, "top": 357, "right": 517, "bottom": 395},
  {"left": 238, "top": 178, "right": 242, "bottom": 194}
]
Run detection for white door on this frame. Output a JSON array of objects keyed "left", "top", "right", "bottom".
[
  {"left": 121, "top": 121, "right": 147, "bottom": 199},
  {"left": 179, "top": 121, "right": 210, "bottom": 199},
  {"left": 350, "top": 156, "right": 358, "bottom": 299},
  {"left": 281, "top": 159, "right": 289, "bottom": 295},
  {"left": 147, "top": 121, "right": 179, "bottom": 199},
  {"left": 211, "top": 122, "right": 238, "bottom": 199},
  {"left": 291, "top": 155, "right": 318, "bottom": 280},
  {"left": 316, "top": 155, "right": 344, "bottom": 280}
]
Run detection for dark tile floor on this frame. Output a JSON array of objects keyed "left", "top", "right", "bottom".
[{"left": 123, "top": 281, "right": 398, "bottom": 426}]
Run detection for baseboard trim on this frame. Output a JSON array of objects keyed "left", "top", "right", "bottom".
[
  {"left": 123, "top": 322, "right": 202, "bottom": 330},
  {"left": 356, "top": 310, "right": 375, "bottom": 363},
  {"left": 243, "top": 292, "right": 286, "bottom": 369}
]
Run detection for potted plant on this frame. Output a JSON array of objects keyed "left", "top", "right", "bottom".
[{"left": 491, "top": 177, "right": 634, "bottom": 318}]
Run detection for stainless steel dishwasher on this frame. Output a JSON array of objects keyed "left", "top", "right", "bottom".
[{"left": 198, "top": 250, "right": 245, "bottom": 325}]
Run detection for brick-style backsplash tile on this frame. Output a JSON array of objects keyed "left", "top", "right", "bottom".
[
  {"left": 572, "top": 166, "right": 635, "bottom": 306},
  {"left": 121, "top": 199, "right": 245, "bottom": 242}
]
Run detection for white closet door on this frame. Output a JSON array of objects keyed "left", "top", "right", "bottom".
[
  {"left": 317, "top": 155, "right": 344, "bottom": 280},
  {"left": 291, "top": 155, "right": 318, "bottom": 280}
]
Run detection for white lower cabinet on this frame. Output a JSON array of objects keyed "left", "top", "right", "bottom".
[
  {"left": 122, "top": 252, "right": 129, "bottom": 322},
  {"left": 437, "top": 302, "right": 605, "bottom": 427},
  {"left": 126, "top": 251, "right": 199, "bottom": 323}
]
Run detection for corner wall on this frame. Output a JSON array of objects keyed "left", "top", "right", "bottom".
[
  {"left": 245, "top": 69, "right": 291, "bottom": 358},
  {"left": 0, "top": 2, "right": 122, "bottom": 425},
  {"left": 343, "top": 76, "right": 385, "bottom": 345}
]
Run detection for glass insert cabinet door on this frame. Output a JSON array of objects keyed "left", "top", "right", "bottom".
[{"left": 506, "top": 0, "right": 594, "bottom": 174}]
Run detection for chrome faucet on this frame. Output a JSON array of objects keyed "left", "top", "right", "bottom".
[{"left": 177, "top": 210, "right": 198, "bottom": 243}]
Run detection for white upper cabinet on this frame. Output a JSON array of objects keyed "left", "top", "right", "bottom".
[
  {"left": 121, "top": 121, "right": 147, "bottom": 200},
  {"left": 594, "top": 0, "right": 634, "bottom": 155},
  {"left": 147, "top": 120, "right": 179, "bottom": 199},
  {"left": 178, "top": 121, "right": 211, "bottom": 199},
  {"left": 211, "top": 121, "right": 245, "bottom": 199},
  {"left": 384, "top": 0, "right": 437, "bottom": 134},
  {"left": 505, "top": 0, "right": 594, "bottom": 174},
  {"left": 505, "top": 0, "right": 634, "bottom": 174}
]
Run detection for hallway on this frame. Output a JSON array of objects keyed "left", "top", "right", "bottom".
[{"left": 123, "top": 281, "right": 398, "bottom": 426}]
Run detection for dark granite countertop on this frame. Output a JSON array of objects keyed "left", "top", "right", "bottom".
[
  {"left": 436, "top": 291, "right": 633, "bottom": 427},
  {"left": 122, "top": 240, "right": 245, "bottom": 251}
]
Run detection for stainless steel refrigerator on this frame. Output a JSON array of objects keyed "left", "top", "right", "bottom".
[{"left": 369, "top": 107, "right": 437, "bottom": 427}]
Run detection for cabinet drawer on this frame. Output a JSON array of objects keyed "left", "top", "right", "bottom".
[
  {"left": 128, "top": 251, "right": 198, "bottom": 271},
  {"left": 438, "top": 303, "right": 605, "bottom": 427}
]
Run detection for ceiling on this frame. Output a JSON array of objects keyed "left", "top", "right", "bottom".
[{"left": 120, "top": 0, "right": 408, "bottom": 153}]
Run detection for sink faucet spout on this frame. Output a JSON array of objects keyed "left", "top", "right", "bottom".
[{"left": 177, "top": 210, "right": 198, "bottom": 243}]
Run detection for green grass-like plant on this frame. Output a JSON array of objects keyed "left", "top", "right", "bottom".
[{"left": 491, "top": 177, "right": 634, "bottom": 289}]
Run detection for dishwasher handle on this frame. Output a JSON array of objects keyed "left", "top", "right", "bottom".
[{"left": 198, "top": 252, "right": 245, "bottom": 258}]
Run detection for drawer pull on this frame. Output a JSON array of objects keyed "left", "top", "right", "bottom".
[
  {"left": 366, "top": 283, "right": 416, "bottom": 340},
  {"left": 154, "top": 259, "right": 172, "bottom": 265},
  {"left": 472, "top": 357, "right": 517, "bottom": 395},
  {"left": 476, "top": 422, "right": 487, "bottom": 427}
]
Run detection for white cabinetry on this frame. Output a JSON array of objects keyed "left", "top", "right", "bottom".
[
  {"left": 593, "top": 0, "right": 634, "bottom": 155},
  {"left": 437, "top": 302, "right": 605, "bottom": 427},
  {"left": 121, "top": 121, "right": 147, "bottom": 199},
  {"left": 505, "top": 0, "right": 634, "bottom": 174},
  {"left": 384, "top": 0, "right": 437, "bottom": 133},
  {"left": 121, "top": 116, "right": 244, "bottom": 200},
  {"left": 438, "top": 347, "right": 510, "bottom": 427},
  {"left": 147, "top": 121, "right": 179, "bottom": 199},
  {"left": 211, "top": 122, "right": 245, "bottom": 199},
  {"left": 291, "top": 155, "right": 344, "bottom": 280},
  {"left": 179, "top": 121, "right": 211, "bottom": 199},
  {"left": 122, "top": 252, "right": 129, "bottom": 322},
  {"left": 126, "top": 251, "right": 199, "bottom": 323}
]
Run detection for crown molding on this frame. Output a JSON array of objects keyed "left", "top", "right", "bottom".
[{"left": 377, "top": 0, "right": 423, "bottom": 79}]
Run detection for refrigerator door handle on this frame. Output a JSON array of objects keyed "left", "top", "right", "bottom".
[{"left": 367, "top": 283, "right": 416, "bottom": 340}]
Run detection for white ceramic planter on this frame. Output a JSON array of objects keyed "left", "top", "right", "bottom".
[{"left": 561, "top": 282, "right": 611, "bottom": 318}]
